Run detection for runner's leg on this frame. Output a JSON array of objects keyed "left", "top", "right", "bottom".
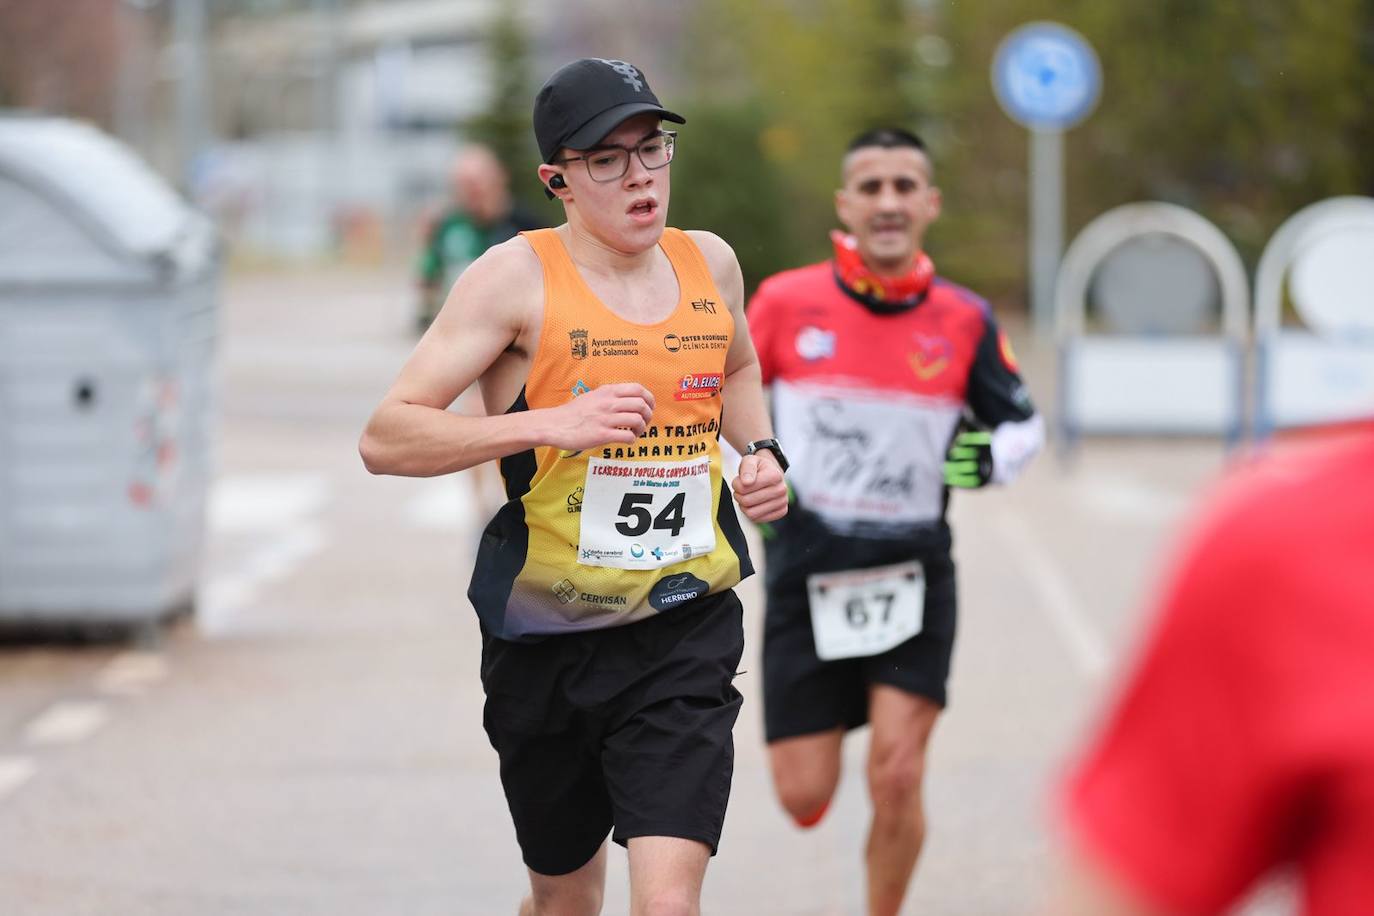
[
  {"left": 626, "top": 836, "right": 710, "bottom": 916},
  {"left": 767, "top": 727, "right": 845, "bottom": 827},
  {"left": 864, "top": 684, "right": 941, "bottom": 916},
  {"left": 520, "top": 844, "right": 607, "bottom": 916}
]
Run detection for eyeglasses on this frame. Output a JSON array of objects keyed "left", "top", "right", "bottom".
[{"left": 553, "top": 131, "right": 676, "bottom": 183}]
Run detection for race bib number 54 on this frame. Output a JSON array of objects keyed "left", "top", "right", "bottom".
[
  {"left": 807, "top": 560, "right": 924, "bottom": 660},
  {"left": 578, "top": 456, "right": 716, "bottom": 569}
]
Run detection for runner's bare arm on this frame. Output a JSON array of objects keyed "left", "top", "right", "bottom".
[
  {"left": 689, "top": 231, "right": 774, "bottom": 453},
  {"left": 360, "top": 240, "right": 654, "bottom": 477},
  {"left": 689, "top": 230, "right": 787, "bottom": 523}
]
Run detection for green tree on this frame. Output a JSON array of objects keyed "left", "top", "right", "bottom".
[
  {"left": 668, "top": 100, "right": 795, "bottom": 299},
  {"left": 680, "top": 0, "right": 924, "bottom": 290},
  {"left": 676, "top": 0, "right": 1374, "bottom": 311},
  {"left": 1069, "top": 0, "right": 1369, "bottom": 261},
  {"left": 932, "top": 0, "right": 1374, "bottom": 298},
  {"left": 464, "top": 1, "right": 557, "bottom": 216}
]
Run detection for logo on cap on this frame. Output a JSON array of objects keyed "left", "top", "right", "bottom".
[{"left": 596, "top": 59, "right": 644, "bottom": 92}]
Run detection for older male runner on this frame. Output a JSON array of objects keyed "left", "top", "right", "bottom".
[{"left": 747, "top": 127, "right": 1043, "bottom": 916}]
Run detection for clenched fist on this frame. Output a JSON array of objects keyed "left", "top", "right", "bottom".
[
  {"left": 732, "top": 451, "right": 788, "bottom": 523},
  {"left": 544, "top": 382, "right": 655, "bottom": 451}
]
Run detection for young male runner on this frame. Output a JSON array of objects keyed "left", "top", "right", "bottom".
[
  {"left": 360, "top": 58, "right": 788, "bottom": 916},
  {"left": 746, "top": 127, "right": 1043, "bottom": 916}
]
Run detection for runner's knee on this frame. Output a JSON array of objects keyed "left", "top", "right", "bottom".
[
  {"left": 636, "top": 891, "right": 697, "bottom": 916},
  {"left": 528, "top": 881, "right": 603, "bottom": 916},
  {"left": 777, "top": 781, "right": 835, "bottom": 828},
  {"left": 769, "top": 732, "right": 843, "bottom": 828},
  {"left": 867, "top": 750, "right": 925, "bottom": 811}
]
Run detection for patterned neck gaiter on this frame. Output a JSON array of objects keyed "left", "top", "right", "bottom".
[{"left": 830, "top": 230, "right": 934, "bottom": 314}]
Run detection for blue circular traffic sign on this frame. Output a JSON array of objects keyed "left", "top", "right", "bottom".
[{"left": 992, "top": 22, "right": 1101, "bottom": 131}]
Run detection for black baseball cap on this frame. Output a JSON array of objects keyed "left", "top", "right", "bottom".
[{"left": 533, "top": 58, "right": 685, "bottom": 163}]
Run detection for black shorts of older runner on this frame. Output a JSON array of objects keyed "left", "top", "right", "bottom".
[{"left": 762, "top": 550, "right": 956, "bottom": 743}]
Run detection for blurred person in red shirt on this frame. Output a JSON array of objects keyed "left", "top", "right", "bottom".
[{"left": 1050, "top": 423, "right": 1374, "bottom": 915}]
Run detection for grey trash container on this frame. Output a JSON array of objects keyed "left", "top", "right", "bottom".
[{"left": 0, "top": 115, "right": 220, "bottom": 626}]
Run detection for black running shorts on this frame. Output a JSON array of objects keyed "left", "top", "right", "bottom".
[
  {"left": 480, "top": 590, "right": 745, "bottom": 876},
  {"left": 762, "top": 555, "right": 957, "bottom": 743}
]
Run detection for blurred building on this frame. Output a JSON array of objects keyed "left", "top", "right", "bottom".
[
  {"left": 0, "top": 0, "right": 125, "bottom": 127},
  {"left": 206, "top": 0, "right": 510, "bottom": 259},
  {"left": 200, "top": 0, "right": 687, "bottom": 259},
  {"left": 0, "top": 0, "right": 690, "bottom": 261}
]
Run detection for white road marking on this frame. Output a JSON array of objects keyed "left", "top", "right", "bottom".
[
  {"left": 0, "top": 756, "right": 36, "bottom": 801},
  {"left": 22, "top": 700, "right": 110, "bottom": 747},
  {"left": 199, "top": 472, "right": 334, "bottom": 633},
  {"left": 237, "top": 523, "right": 327, "bottom": 581},
  {"left": 95, "top": 651, "right": 170, "bottom": 697},
  {"left": 199, "top": 577, "right": 256, "bottom": 614},
  {"left": 1073, "top": 469, "right": 1192, "bottom": 525},
  {"left": 404, "top": 475, "right": 475, "bottom": 531},
  {"left": 995, "top": 512, "right": 1112, "bottom": 679},
  {"left": 198, "top": 523, "right": 329, "bottom": 631},
  {"left": 209, "top": 473, "right": 330, "bottom": 533},
  {"left": 0, "top": 475, "right": 330, "bottom": 805}
]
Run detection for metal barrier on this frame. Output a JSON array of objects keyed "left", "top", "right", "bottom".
[
  {"left": 1253, "top": 196, "right": 1374, "bottom": 438},
  {"left": 1055, "top": 202, "right": 1249, "bottom": 450}
]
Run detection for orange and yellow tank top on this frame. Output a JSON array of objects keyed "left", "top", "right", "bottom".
[{"left": 467, "top": 228, "right": 753, "bottom": 640}]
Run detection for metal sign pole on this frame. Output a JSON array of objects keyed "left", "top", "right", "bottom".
[
  {"left": 1030, "top": 127, "right": 1064, "bottom": 337},
  {"left": 313, "top": 0, "right": 341, "bottom": 235},
  {"left": 173, "top": 0, "right": 209, "bottom": 195},
  {"left": 992, "top": 21, "right": 1100, "bottom": 339}
]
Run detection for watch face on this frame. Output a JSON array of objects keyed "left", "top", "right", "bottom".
[{"left": 747, "top": 440, "right": 787, "bottom": 471}]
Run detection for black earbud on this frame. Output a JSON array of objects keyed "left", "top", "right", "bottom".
[{"left": 548, "top": 174, "right": 566, "bottom": 190}]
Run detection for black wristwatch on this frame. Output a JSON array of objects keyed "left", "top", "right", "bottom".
[{"left": 745, "top": 438, "right": 789, "bottom": 473}]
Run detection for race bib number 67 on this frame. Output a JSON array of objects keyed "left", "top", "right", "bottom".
[
  {"left": 578, "top": 456, "right": 716, "bottom": 569},
  {"left": 807, "top": 560, "right": 924, "bottom": 660}
]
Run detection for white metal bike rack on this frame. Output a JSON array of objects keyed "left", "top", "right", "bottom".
[
  {"left": 1252, "top": 196, "right": 1374, "bottom": 438},
  {"left": 1055, "top": 202, "right": 1250, "bottom": 449}
]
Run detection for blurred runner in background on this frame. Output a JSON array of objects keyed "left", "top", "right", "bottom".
[
  {"left": 746, "top": 126, "right": 1043, "bottom": 916},
  {"left": 1050, "top": 422, "right": 1374, "bottom": 915},
  {"left": 415, "top": 144, "right": 544, "bottom": 516},
  {"left": 416, "top": 143, "right": 543, "bottom": 332}
]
